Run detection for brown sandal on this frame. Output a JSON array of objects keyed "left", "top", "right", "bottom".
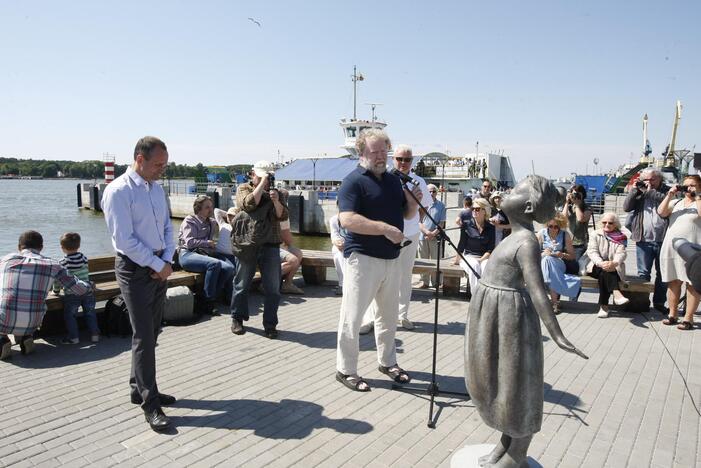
[
  {"left": 336, "top": 372, "right": 371, "bottom": 392},
  {"left": 662, "top": 316, "right": 679, "bottom": 326},
  {"left": 378, "top": 365, "right": 411, "bottom": 384},
  {"left": 677, "top": 321, "right": 693, "bottom": 330}
]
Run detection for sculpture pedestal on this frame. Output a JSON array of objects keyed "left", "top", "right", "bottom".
[{"left": 450, "top": 444, "right": 542, "bottom": 468}]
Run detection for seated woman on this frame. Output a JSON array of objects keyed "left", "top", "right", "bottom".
[
  {"left": 586, "top": 212, "right": 630, "bottom": 318},
  {"left": 178, "top": 195, "right": 236, "bottom": 315},
  {"left": 453, "top": 197, "right": 495, "bottom": 292},
  {"left": 536, "top": 213, "right": 581, "bottom": 314}
]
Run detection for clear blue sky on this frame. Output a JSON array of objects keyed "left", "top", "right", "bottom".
[{"left": 1, "top": 0, "right": 699, "bottom": 179}]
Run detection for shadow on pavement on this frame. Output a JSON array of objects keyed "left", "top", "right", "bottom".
[
  {"left": 169, "top": 398, "right": 373, "bottom": 438},
  {"left": 2, "top": 334, "right": 131, "bottom": 369}
]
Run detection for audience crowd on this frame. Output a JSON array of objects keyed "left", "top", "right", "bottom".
[{"left": 0, "top": 132, "right": 698, "bottom": 432}]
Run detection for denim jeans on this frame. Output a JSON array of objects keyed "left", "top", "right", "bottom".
[
  {"left": 179, "top": 250, "right": 236, "bottom": 301},
  {"left": 636, "top": 241, "right": 667, "bottom": 305},
  {"left": 231, "top": 245, "right": 281, "bottom": 330},
  {"left": 63, "top": 293, "right": 98, "bottom": 339}
]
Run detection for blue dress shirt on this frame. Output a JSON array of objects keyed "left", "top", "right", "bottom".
[{"left": 101, "top": 167, "right": 175, "bottom": 272}]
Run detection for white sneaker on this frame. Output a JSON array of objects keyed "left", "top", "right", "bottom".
[
  {"left": 597, "top": 308, "right": 609, "bottom": 318},
  {"left": 398, "top": 318, "right": 415, "bottom": 330},
  {"left": 359, "top": 322, "right": 373, "bottom": 335},
  {"left": 613, "top": 294, "right": 629, "bottom": 306}
]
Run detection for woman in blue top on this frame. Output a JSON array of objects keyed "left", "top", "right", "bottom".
[{"left": 536, "top": 213, "right": 581, "bottom": 314}]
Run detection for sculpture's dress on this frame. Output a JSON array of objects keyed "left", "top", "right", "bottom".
[{"left": 465, "top": 233, "right": 543, "bottom": 438}]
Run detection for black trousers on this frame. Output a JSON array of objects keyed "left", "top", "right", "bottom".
[
  {"left": 589, "top": 265, "right": 622, "bottom": 305},
  {"left": 115, "top": 255, "right": 167, "bottom": 412}
]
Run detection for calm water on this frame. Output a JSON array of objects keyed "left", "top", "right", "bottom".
[{"left": 0, "top": 179, "right": 330, "bottom": 259}]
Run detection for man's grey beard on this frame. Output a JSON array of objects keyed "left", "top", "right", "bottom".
[{"left": 360, "top": 158, "right": 387, "bottom": 177}]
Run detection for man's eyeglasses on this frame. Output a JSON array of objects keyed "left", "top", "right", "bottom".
[{"left": 395, "top": 157, "right": 412, "bottom": 163}]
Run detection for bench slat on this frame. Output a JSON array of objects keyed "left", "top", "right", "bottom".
[
  {"left": 45, "top": 270, "right": 202, "bottom": 311},
  {"left": 299, "top": 249, "right": 465, "bottom": 277}
]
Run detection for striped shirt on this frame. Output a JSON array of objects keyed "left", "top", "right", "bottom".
[
  {"left": 54, "top": 252, "right": 91, "bottom": 296},
  {"left": 1, "top": 249, "right": 91, "bottom": 336}
]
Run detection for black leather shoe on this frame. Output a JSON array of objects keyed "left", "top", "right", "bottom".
[
  {"left": 264, "top": 328, "right": 278, "bottom": 339},
  {"left": 144, "top": 408, "right": 171, "bottom": 432},
  {"left": 131, "top": 393, "right": 177, "bottom": 406},
  {"left": 19, "top": 335, "right": 34, "bottom": 355},
  {"left": 231, "top": 319, "right": 245, "bottom": 335}
]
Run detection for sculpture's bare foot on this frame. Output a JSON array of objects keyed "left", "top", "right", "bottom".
[
  {"left": 478, "top": 434, "right": 511, "bottom": 466},
  {"left": 491, "top": 435, "right": 532, "bottom": 468}
]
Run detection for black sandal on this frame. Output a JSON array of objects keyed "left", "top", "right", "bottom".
[
  {"left": 677, "top": 321, "right": 693, "bottom": 330},
  {"left": 378, "top": 365, "right": 411, "bottom": 384},
  {"left": 662, "top": 316, "right": 679, "bottom": 326},
  {"left": 336, "top": 372, "right": 371, "bottom": 392}
]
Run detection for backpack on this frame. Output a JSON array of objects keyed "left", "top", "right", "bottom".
[
  {"left": 230, "top": 204, "right": 273, "bottom": 259},
  {"left": 101, "top": 295, "right": 132, "bottom": 338}
]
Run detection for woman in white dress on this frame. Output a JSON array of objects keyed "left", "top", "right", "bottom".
[{"left": 658, "top": 175, "right": 701, "bottom": 330}]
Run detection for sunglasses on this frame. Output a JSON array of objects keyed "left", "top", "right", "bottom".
[
  {"left": 472, "top": 207, "right": 483, "bottom": 212},
  {"left": 547, "top": 224, "right": 559, "bottom": 229},
  {"left": 395, "top": 157, "right": 412, "bottom": 163},
  {"left": 601, "top": 221, "right": 615, "bottom": 225}
]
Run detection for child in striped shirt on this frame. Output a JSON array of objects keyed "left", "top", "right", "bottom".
[{"left": 55, "top": 232, "right": 99, "bottom": 344}]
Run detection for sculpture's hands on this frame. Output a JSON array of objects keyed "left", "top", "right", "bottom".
[{"left": 553, "top": 334, "right": 588, "bottom": 359}]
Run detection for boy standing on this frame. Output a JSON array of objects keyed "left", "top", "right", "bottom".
[{"left": 55, "top": 232, "right": 99, "bottom": 344}]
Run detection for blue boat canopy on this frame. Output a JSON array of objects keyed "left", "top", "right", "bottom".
[{"left": 274, "top": 157, "right": 360, "bottom": 182}]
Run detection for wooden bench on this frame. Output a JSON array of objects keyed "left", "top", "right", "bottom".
[
  {"left": 580, "top": 275, "right": 655, "bottom": 312},
  {"left": 299, "top": 249, "right": 466, "bottom": 296},
  {"left": 42, "top": 255, "right": 203, "bottom": 335}
]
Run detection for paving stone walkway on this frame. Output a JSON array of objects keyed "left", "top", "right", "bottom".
[{"left": 1, "top": 274, "right": 699, "bottom": 467}]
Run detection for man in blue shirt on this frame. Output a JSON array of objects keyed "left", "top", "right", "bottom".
[
  {"left": 102, "top": 136, "right": 176, "bottom": 432},
  {"left": 335, "top": 129, "right": 421, "bottom": 392},
  {"left": 418, "top": 184, "right": 447, "bottom": 288}
]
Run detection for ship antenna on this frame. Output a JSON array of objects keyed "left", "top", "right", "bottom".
[{"left": 365, "top": 103, "right": 383, "bottom": 122}]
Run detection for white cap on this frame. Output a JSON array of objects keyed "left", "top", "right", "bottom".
[{"left": 252, "top": 160, "right": 274, "bottom": 177}]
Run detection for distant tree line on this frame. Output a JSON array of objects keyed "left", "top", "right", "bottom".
[{"left": 0, "top": 158, "right": 252, "bottom": 180}]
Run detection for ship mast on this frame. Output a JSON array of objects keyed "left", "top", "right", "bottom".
[{"left": 351, "top": 66, "right": 364, "bottom": 121}]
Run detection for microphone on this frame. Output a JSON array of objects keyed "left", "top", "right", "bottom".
[{"left": 390, "top": 168, "right": 418, "bottom": 186}]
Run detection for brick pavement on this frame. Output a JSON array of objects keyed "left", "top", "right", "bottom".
[{"left": 0, "top": 271, "right": 699, "bottom": 467}]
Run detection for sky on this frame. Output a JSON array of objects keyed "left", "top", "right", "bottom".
[{"left": 1, "top": 0, "right": 699, "bottom": 179}]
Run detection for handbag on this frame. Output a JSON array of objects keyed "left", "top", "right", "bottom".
[{"left": 564, "top": 258, "right": 579, "bottom": 275}]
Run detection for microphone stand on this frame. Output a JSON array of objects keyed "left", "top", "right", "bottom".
[{"left": 394, "top": 177, "right": 479, "bottom": 428}]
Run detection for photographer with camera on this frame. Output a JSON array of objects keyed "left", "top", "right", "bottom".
[
  {"left": 230, "top": 160, "right": 288, "bottom": 339},
  {"left": 561, "top": 184, "right": 592, "bottom": 261},
  {"left": 623, "top": 167, "right": 670, "bottom": 313},
  {"left": 657, "top": 175, "right": 701, "bottom": 330}
]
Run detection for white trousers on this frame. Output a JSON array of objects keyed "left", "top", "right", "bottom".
[
  {"left": 362, "top": 232, "right": 420, "bottom": 325},
  {"left": 337, "top": 252, "right": 401, "bottom": 375},
  {"left": 332, "top": 246, "right": 345, "bottom": 286},
  {"left": 418, "top": 238, "right": 440, "bottom": 285},
  {"left": 461, "top": 255, "right": 489, "bottom": 292}
]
